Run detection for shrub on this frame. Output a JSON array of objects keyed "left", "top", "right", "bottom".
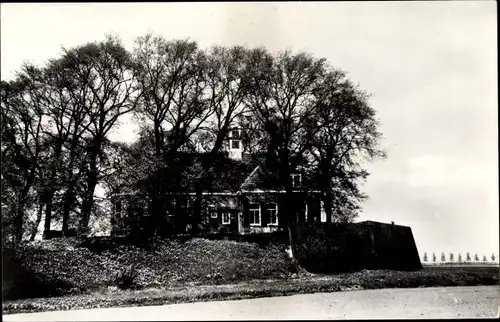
[{"left": 115, "top": 265, "right": 139, "bottom": 290}]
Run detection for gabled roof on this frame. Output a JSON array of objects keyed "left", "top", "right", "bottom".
[
  {"left": 240, "top": 165, "right": 280, "bottom": 191},
  {"left": 172, "top": 152, "right": 262, "bottom": 192},
  {"left": 115, "top": 151, "right": 319, "bottom": 197}
]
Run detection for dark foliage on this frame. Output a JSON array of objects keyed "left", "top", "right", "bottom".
[{"left": 2, "top": 248, "right": 76, "bottom": 300}]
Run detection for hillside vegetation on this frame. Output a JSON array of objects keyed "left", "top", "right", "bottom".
[{"left": 3, "top": 236, "right": 298, "bottom": 300}]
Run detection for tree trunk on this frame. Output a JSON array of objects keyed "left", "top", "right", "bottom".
[
  {"left": 154, "top": 120, "right": 163, "bottom": 157},
  {"left": 79, "top": 154, "right": 99, "bottom": 236},
  {"left": 191, "top": 187, "right": 203, "bottom": 235},
  {"left": 61, "top": 184, "right": 76, "bottom": 235},
  {"left": 324, "top": 191, "right": 333, "bottom": 223},
  {"left": 42, "top": 195, "right": 54, "bottom": 239},
  {"left": 283, "top": 190, "right": 297, "bottom": 260},
  {"left": 79, "top": 173, "right": 97, "bottom": 235},
  {"left": 15, "top": 176, "right": 33, "bottom": 243},
  {"left": 79, "top": 135, "right": 103, "bottom": 236},
  {"left": 43, "top": 142, "right": 63, "bottom": 238},
  {"left": 30, "top": 202, "right": 43, "bottom": 241},
  {"left": 62, "top": 126, "right": 82, "bottom": 235}
]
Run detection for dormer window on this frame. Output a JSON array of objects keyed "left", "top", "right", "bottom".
[{"left": 291, "top": 173, "right": 302, "bottom": 188}]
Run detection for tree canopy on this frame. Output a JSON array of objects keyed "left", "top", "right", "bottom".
[{"left": 1, "top": 33, "right": 385, "bottom": 246}]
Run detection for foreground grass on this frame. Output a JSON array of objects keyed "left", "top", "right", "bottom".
[{"left": 3, "top": 267, "right": 498, "bottom": 315}]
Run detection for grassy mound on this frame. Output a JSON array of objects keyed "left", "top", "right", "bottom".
[{"left": 3, "top": 236, "right": 298, "bottom": 300}]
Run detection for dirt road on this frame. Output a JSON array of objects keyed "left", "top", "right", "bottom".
[{"left": 3, "top": 286, "right": 499, "bottom": 321}]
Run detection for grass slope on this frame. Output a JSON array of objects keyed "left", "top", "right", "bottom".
[{"left": 3, "top": 236, "right": 297, "bottom": 300}]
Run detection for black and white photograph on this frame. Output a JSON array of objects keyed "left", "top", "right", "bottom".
[{"left": 1, "top": 1, "right": 498, "bottom": 320}]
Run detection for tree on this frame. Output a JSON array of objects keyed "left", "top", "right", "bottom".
[
  {"left": 31, "top": 60, "right": 91, "bottom": 239},
  {"left": 458, "top": 253, "right": 462, "bottom": 263},
  {"left": 244, "top": 49, "right": 329, "bottom": 258},
  {"left": 474, "top": 253, "right": 479, "bottom": 262},
  {"left": 189, "top": 45, "right": 254, "bottom": 233},
  {"left": 449, "top": 253, "right": 454, "bottom": 262},
  {"left": 132, "top": 34, "right": 212, "bottom": 234},
  {"left": 309, "top": 70, "right": 385, "bottom": 223},
  {"left": 1, "top": 65, "right": 48, "bottom": 242},
  {"left": 57, "top": 35, "right": 141, "bottom": 235},
  {"left": 242, "top": 48, "right": 384, "bottom": 257},
  {"left": 432, "top": 253, "right": 436, "bottom": 263},
  {"left": 42, "top": 56, "right": 96, "bottom": 235},
  {"left": 466, "top": 252, "right": 471, "bottom": 262},
  {"left": 483, "top": 255, "right": 488, "bottom": 262},
  {"left": 133, "top": 35, "right": 210, "bottom": 158},
  {"left": 422, "top": 252, "right": 428, "bottom": 262},
  {"left": 441, "top": 252, "right": 446, "bottom": 262},
  {"left": 492, "top": 253, "right": 496, "bottom": 262}
]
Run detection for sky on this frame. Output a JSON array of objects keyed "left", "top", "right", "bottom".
[{"left": 1, "top": 2, "right": 498, "bottom": 259}]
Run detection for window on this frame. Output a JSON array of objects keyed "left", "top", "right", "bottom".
[
  {"left": 249, "top": 204, "right": 261, "bottom": 226},
  {"left": 266, "top": 203, "right": 278, "bottom": 226},
  {"left": 231, "top": 139, "right": 240, "bottom": 149},
  {"left": 231, "top": 129, "right": 241, "bottom": 139},
  {"left": 222, "top": 212, "right": 231, "bottom": 225},
  {"left": 209, "top": 205, "right": 217, "bottom": 218},
  {"left": 291, "top": 174, "right": 302, "bottom": 188},
  {"left": 297, "top": 202, "right": 308, "bottom": 222}
]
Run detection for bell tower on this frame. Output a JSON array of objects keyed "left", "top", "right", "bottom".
[{"left": 228, "top": 127, "right": 242, "bottom": 160}]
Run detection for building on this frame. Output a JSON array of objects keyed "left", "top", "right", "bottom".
[{"left": 110, "top": 127, "right": 326, "bottom": 235}]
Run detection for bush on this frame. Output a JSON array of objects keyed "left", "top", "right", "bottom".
[
  {"left": 115, "top": 265, "right": 139, "bottom": 290},
  {"left": 2, "top": 248, "right": 76, "bottom": 300}
]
